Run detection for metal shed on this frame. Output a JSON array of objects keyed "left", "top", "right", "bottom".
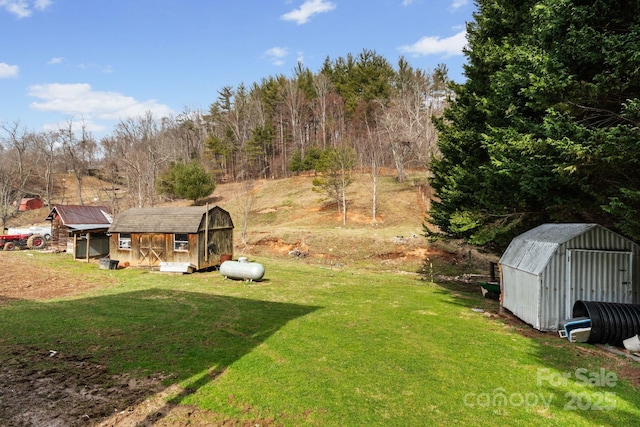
[
  {"left": 108, "top": 205, "right": 234, "bottom": 272},
  {"left": 499, "top": 223, "right": 640, "bottom": 331}
]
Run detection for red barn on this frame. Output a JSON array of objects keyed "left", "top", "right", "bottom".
[{"left": 19, "top": 197, "right": 44, "bottom": 211}]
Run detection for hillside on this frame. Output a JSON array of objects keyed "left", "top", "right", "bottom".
[{"left": 6, "top": 171, "right": 497, "bottom": 275}]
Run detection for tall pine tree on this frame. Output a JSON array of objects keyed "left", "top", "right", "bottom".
[{"left": 429, "top": 0, "right": 640, "bottom": 249}]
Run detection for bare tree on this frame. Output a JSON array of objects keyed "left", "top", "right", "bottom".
[
  {"left": 313, "top": 146, "right": 356, "bottom": 225},
  {"left": 283, "top": 77, "right": 308, "bottom": 158},
  {"left": 230, "top": 86, "right": 251, "bottom": 180},
  {"left": 0, "top": 164, "right": 16, "bottom": 229},
  {"left": 364, "top": 133, "right": 388, "bottom": 224},
  {"left": 312, "top": 73, "right": 332, "bottom": 149},
  {"left": 59, "top": 119, "right": 97, "bottom": 204},
  {"left": 33, "top": 130, "right": 62, "bottom": 208},
  {"left": 162, "top": 108, "right": 209, "bottom": 162},
  {"left": 0, "top": 121, "right": 35, "bottom": 221},
  {"left": 232, "top": 179, "right": 257, "bottom": 248},
  {"left": 112, "top": 112, "right": 170, "bottom": 208},
  {"left": 378, "top": 63, "right": 448, "bottom": 182},
  {"left": 98, "top": 135, "right": 124, "bottom": 214}
]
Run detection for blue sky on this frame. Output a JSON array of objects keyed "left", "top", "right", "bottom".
[{"left": 1, "top": 0, "right": 476, "bottom": 137}]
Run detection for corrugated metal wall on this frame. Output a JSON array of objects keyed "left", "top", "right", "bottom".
[
  {"left": 563, "top": 227, "right": 640, "bottom": 310},
  {"left": 502, "top": 225, "right": 640, "bottom": 331},
  {"left": 566, "top": 249, "right": 633, "bottom": 308},
  {"left": 502, "top": 268, "right": 541, "bottom": 330}
]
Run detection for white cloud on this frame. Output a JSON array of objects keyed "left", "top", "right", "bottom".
[
  {"left": 281, "top": 0, "right": 336, "bottom": 25},
  {"left": 264, "top": 47, "right": 289, "bottom": 66},
  {"left": 401, "top": 0, "right": 418, "bottom": 5},
  {"left": 47, "top": 57, "right": 63, "bottom": 65},
  {"left": 34, "top": 0, "right": 51, "bottom": 11},
  {"left": 451, "top": 0, "right": 468, "bottom": 10},
  {"left": 0, "top": 62, "right": 19, "bottom": 78},
  {"left": 28, "top": 83, "right": 174, "bottom": 122},
  {"left": 398, "top": 30, "right": 467, "bottom": 57},
  {"left": 0, "top": 0, "right": 51, "bottom": 18}
]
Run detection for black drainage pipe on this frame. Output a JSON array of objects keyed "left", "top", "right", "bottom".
[{"left": 572, "top": 300, "right": 640, "bottom": 346}]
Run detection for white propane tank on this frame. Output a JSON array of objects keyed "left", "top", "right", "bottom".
[{"left": 220, "top": 257, "right": 265, "bottom": 281}]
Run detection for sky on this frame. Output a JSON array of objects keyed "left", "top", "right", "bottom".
[{"left": 0, "top": 0, "right": 476, "bottom": 138}]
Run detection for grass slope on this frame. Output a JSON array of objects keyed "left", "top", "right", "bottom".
[
  {"left": 8, "top": 171, "right": 475, "bottom": 274},
  {"left": 1, "top": 252, "right": 639, "bottom": 426}
]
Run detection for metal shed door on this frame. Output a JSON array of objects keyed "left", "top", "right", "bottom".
[{"left": 566, "top": 249, "right": 633, "bottom": 315}]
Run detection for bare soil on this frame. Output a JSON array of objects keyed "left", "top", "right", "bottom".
[{"left": 0, "top": 252, "right": 285, "bottom": 426}]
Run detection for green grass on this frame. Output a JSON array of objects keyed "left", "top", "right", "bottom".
[{"left": 1, "top": 252, "right": 639, "bottom": 426}]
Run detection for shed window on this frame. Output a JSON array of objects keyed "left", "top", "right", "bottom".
[
  {"left": 174, "top": 233, "right": 189, "bottom": 251},
  {"left": 118, "top": 233, "right": 131, "bottom": 249}
]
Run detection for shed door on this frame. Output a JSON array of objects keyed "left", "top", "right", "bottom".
[
  {"left": 566, "top": 250, "right": 633, "bottom": 315},
  {"left": 139, "top": 234, "right": 165, "bottom": 266}
]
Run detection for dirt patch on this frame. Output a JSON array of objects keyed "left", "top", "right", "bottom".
[
  {"left": 0, "top": 345, "right": 165, "bottom": 427},
  {"left": 252, "top": 237, "right": 302, "bottom": 256},
  {"left": 0, "top": 252, "right": 110, "bottom": 305},
  {"left": 0, "top": 253, "right": 165, "bottom": 426},
  {"left": 0, "top": 343, "right": 276, "bottom": 427},
  {"left": 0, "top": 253, "right": 278, "bottom": 426},
  {"left": 93, "top": 384, "right": 279, "bottom": 427}
]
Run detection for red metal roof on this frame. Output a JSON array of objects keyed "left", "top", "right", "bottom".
[{"left": 45, "top": 205, "right": 112, "bottom": 226}]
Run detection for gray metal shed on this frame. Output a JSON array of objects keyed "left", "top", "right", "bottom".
[{"left": 499, "top": 223, "right": 640, "bottom": 331}]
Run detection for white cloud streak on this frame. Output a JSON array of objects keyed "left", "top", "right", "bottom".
[
  {"left": 0, "top": 62, "right": 19, "bottom": 78},
  {"left": 451, "top": 0, "right": 468, "bottom": 10},
  {"left": 281, "top": 0, "right": 336, "bottom": 25},
  {"left": 0, "top": 0, "right": 51, "bottom": 18},
  {"left": 34, "top": 0, "right": 51, "bottom": 11},
  {"left": 28, "top": 83, "right": 174, "bottom": 122},
  {"left": 264, "top": 47, "right": 289, "bottom": 66},
  {"left": 398, "top": 30, "right": 467, "bottom": 57}
]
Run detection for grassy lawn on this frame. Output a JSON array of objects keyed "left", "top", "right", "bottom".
[{"left": 1, "top": 252, "right": 639, "bottom": 426}]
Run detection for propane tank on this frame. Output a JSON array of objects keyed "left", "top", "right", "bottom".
[{"left": 220, "top": 257, "right": 265, "bottom": 281}]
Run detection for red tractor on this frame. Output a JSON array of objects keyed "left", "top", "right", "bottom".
[{"left": 0, "top": 233, "right": 47, "bottom": 251}]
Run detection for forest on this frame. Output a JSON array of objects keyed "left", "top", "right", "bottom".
[
  {"left": 4, "top": 0, "right": 640, "bottom": 251},
  {"left": 0, "top": 49, "right": 449, "bottom": 227}
]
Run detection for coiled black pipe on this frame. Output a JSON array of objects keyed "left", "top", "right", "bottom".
[{"left": 572, "top": 300, "right": 640, "bottom": 346}]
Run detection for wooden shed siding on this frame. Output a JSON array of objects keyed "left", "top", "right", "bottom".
[
  {"left": 108, "top": 206, "right": 233, "bottom": 271},
  {"left": 51, "top": 217, "right": 71, "bottom": 252}
]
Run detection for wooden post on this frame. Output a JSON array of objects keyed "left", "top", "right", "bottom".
[
  {"left": 86, "top": 232, "right": 91, "bottom": 261},
  {"left": 205, "top": 204, "right": 209, "bottom": 263}
]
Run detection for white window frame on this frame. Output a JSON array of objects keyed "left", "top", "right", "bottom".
[
  {"left": 174, "top": 233, "right": 189, "bottom": 252},
  {"left": 118, "top": 232, "right": 131, "bottom": 250}
]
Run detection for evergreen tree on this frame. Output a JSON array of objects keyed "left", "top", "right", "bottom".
[
  {"left": 157, "top": 161, "right": 216, "bottom": 205},
  {"left": 429, "top": 0, "right": 640, "bottom": 248}
]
